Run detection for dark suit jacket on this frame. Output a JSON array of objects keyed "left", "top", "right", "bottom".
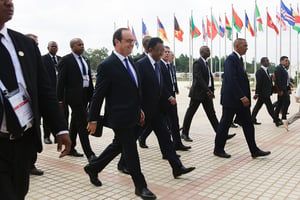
[
  {"left": 170, "top": 63, "right": 179, "bottom": 94},
  {"left": 133, "top": 52, "right": 147, "bottom": 62},
  {"left": 160, "top": 61, "right": 175, "bottom": 111},
  {"left": 88, "top": 52, "right": 142, "bottom": 129},
  {"left": 274, "top": 64, "right": 289, "bottom": 94},
  {"left": 189, "top": 58, "right": 214, "bottom": 101},
  {"left": 56, "top": 53, "right": 94, "bottom": 106},
  {"left": 41, "top": 54, "right": 61, "bottom": 89},
  {"left": 221, "top": 52, "right": 250, "bottom": 108},
  {"left": 136, "top": 56, "right": 169, "bottom": 121},
  {"left": 7, "top": 29, "right": 67, "bottom": 152},
  {"left": 255, "top": 68, "right": 273, "bottom": 97}
]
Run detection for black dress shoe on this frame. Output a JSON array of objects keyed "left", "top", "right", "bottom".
[
  {"left": 214, "top": 151, "right": 231, "bottom": 158},
  {"left": 251, "top": 150, "right": 271, "bottom": 158},
  {"left": 44, "top": 137, "right": 52, "bottom": 144},
  {"left": 135, "top": 187, "right": 157, "bottom": 200},
  {"left": 162, "top": 153, "right": 181, "bottom": 160},
  {"left": 138, "top": 137, "right": 149, "bottom": 148},
  {"left": 175, "top": 144, "right": 191, "bottom": 151},
  {"left": 117, "top": 165, "right": 130, "bottom": 175},
  {"left": 88, "top": 154, "right": 97, "bottom": 163},
  {"left": 30, "top": 167, "right": 44, "bottom": 176},
  {"left": 275, "top": 120, "right": 283, "bottom": 127},
  {"left": 181, "top": 134, "right": 193, "bottom": 142},
  {"left": 253, "top": 121, "right": 262, "bottom": 125},
  {"left": 227, "top": 133, "right": 236, "bottom": 140},
  {"left": 84, "top": 165, "right": 102, "bottom": 186},
  {"left": 173, "top": 166, "right": 196, "bottom": 178},
  {"left": 230, "top": 123, "right": 238, "bottom": 128},
  {"left": 68, "top": 150, "right": 84, "bottom": 157}
]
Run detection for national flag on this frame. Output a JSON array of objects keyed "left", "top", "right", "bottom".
[
  {"left": 292, "top": 7, "right": 300, "bottom": 33},
  {"left": 267, "top": 12, "right": 279, "bottom": 35},
  {"left": 281, "top": 0, "right": 295, "bottom": 26},
  {"left": 245, "top": 13, "right": 255, "bottom": 37},
  {"left": 142, "top": 20, "right": 149, "bottom": 37},
  {"left": 255, "top": 5, "right": 263, "bottom": 31},
  {"left": 212, "top": 15, "right": 221, "bottom": 37},
  {"left": 218, "top": 16, "right": 225, "bottom": 37},
  {"left": 225, "top": 15, "right": 232, "bottom": 40},
  {"left": 157, "top": 17, "right": 169, "bottom": 42},
  {"left": 232, "top": 7, "right": 243, "bottom": 32},
  {"left": 277, "top": 12, "right": 287, "bottom": 31},
  {"left": 207, "top": 18, "right": 217, "bottom": 40},
  {"left": 190, "top": 15, "right": 201, "bottom": 38},
  {"left": 202, "top": 18, "right": 207, "bottom": 40},
  {"left": 174, "top": 16, "right": 184, "bottom": 42},
  {"left": 131, "top": 27, "right": 139, "bottom": 48}
]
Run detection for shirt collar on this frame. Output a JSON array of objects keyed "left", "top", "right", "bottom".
[
  {"left": 0, "top": 25, "right": 9, "bottom": 42},
  {"left": 161, "top": 59, "right": 168, "bottom": 66},
  {"left": 200, "top": 57, "right": 208, "bottom": 63},
  {"left": 113, "top": 50, "right": 127, "bottom": 62},
  {"left": 233, "top": 50, "right": 241, "bottom": 59},
  {"left": 147, "top": 54, "right": 156, "bottom": 66}
]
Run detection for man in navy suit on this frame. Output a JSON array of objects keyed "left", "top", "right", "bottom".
[
  {"left": 57, "top": 38, "right": 96, "bottom": 162},
  {"left": 136, "top": 37, "right": 195, "bottom": 178},
  {"left": 84, "top": 28, "right": 156, "bottom": 200},
  {"left": 251, "top": 57, "right": 281, "bottom": 125},
  {"left": 214, "top": 38, "right": 271, "bottom": 159},
  {"left": 0, "top": 1, "right": 71, "bottom": 199}
]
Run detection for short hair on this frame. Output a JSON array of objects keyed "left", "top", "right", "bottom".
[
  {"left": 113, "top": 28, "right": 128, "bottom": 46},
  {"left": 200, "top": 46, "right": 209, "bottom": 54},
  {"left": 260, "top": 57, "right": 268, "bottom": 64},
  {"left": 70, "top": 38, "right": 81, "bottom": 48},
  {"left": 233, "top": 38, "right": 246, "bottom": 47},
  {"left": 280, "top": 56, "right": 288, "bottom": 61},
  {"left": 142, "top": 36, "right": 151, "bottom": 46},
  {"left": 147, "top": 37, "right": 163, "bottom": 50}
]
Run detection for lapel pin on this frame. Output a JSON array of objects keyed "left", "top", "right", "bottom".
[{"left": 18, "top": 51, "right": 24, "bottom": 57}]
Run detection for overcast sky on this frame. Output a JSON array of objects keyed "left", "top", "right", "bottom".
[{"left": 7, "top": 0, "right": 300, "bottom": 71}]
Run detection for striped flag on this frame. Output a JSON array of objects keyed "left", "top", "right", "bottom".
[
  {"left": 267, "top": 12, "right": 279, "bottom": 35},
  {"left": 245, "top": 13, "right": 255, "bottom": 37},
  {"left": 255, "top": 5, "right": 263, "bottom": 31},
  {"left": 232, "top": 7, "right": 243, "bottom": 32},
  {"left": 281, "top": 0, "right": 295, "bottom": 26},
  {"left": 157, "top": 17, "right": 169, "bottom": 42},
  {"left": 131, "top": 27, "right": 139, "bottom": 49},
  {"left": 142, "top": 20, "right": 149, "bottom": 37},
  {"left": 277, "top": 12, "right": 287, "bottom": 31},
  {"left": 225, "top": 15, "right": 232, "bottom": 40},
  {"left": 218, "top": 16, "right": 225, "bottom": 37}
]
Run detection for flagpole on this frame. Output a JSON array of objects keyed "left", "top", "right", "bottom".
[
  {"left": 231, "top": 4, "right": 234, "bottom": 51},
  {"left": 254, "top": 0, "right": 257, "bottom": 80},
  {"left": 289, "top": 3, "right": 292, "bottom": 75},
  {"left": 189, "top": 11, "right": 193, "bottom": 86},
  {"left": 173, "top": 13, "right": 176, "bottom": 61},
  {"left": 224, "top": 13, "right": 227, "bottom": 59},
  {"left": 157, "top": 16, "right": 159, "bottom": 37},
  {"left": 219, "top": 19, "right": 221, "bottom": 75},
  {"left": 276, "top": 6, "right": 279, "bottom": 64},
  {"left": 280, "top": 3, "right": 282, "bottom": 58},
  {"left": 298, "top": 3, "right": 300, "bottom": 85},
  {"left": 211, "top": 7, "right": 213, "bottom": 74},
  {"left": 244, "top": 10, "right": 247, "bottom": 71},
  {"left": 266, "top": 7, "right": 268, "bottom": 58}
]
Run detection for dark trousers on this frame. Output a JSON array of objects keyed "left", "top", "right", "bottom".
[
  {"left": 274, "top": 93, "right": 290, "bottom": 120},
  {"left": 251, "top": 97, "right": 277, "bottom": 122},
  {"left": 88, "top": 126, "right": 147, "bottom": 190},
  {"left": 0, "top": 134, "right": 34, "bottom": 200},
  {"left": 165, "top": 104, "right": 183, "bottom": 147},
  {"left": 69, "top": 104, "right": 94, "bottom": 158},
  {"left": 214, "top": 106, "right": 259, "bottom": 154},
  {"left": 139, "top": 124, "right": 153, "bottom": 143},
  {"left": 182, "top": 97, "right": 219, "bottom": 136}
]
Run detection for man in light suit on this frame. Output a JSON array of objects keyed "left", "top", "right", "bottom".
[
  {"left": 84, "top": 28, "right": 156, "bottom": 200},
  {"left": 181, "top": 46, "right": 235, "bottom": 142},
  {"left": 251, "top": 57, "right": 281, "bottom": 125},
  {"left": 0, "top": 1, "right": 71, "bottom": 199},
  {"left": 214, "top": 38, "right": 270, "bottom": 159},
  {"left": 41, "top": 41, "right": 62, "bottom": 144},
  {"left": 57, "top": 38, "right": 96, "bottom": 162}
]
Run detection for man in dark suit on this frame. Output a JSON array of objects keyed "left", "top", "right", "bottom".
[
  {"left": 136, "top": 37, "right": 195, "bottom": 178},
  {"left": 251, "top": 57, "right": 281, "bottom": 125},
  {"left": 41, "top": 41, "right": 62, "bottom": 144},
  {"left": 181, "top": 46, "right": 235, "bottom": 142},
  {"left": 57, "top": 38, "right": 96, "bottom": 162},
  {"left": 133, "top": 35, "right": 151, "bottom": 62},
  {"left": 84, "top": 28, "right": 156, "bottom": 200},
  {"left": 274, "top": 56, "right": 291, "bottom": 124},
  {"left": 214, "top": 38, "right": 270, "bottom": 159},
  {"left": 0, "top": 1, "right": 71, "bottom": 199}
]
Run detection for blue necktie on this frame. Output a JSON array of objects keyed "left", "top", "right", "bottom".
[
  {"left": 124, "top": 58, "right": 137, "bottom": 86},
  {"left": 154, "top": 62, "right": 160, "bottom": 85}
]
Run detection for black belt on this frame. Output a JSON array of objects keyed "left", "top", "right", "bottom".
[{"left": 0, "top": 131, "right": 10, "bottom": 138}]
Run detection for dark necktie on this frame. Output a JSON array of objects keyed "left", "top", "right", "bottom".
[
  {"left": 154, "top": 62, "right": 160, "bottom": 85},
  {"left": 166, "top": 63, "right": 173, "bottom": 83},
  {"left": 266, "top": 69, "right": 271, "bottom": 79},
  {"left": 0, "top": 34, "right": 24, "bottom": 137},
  {"left": 124, "top": 58, "right": 137, "bottom": 86},
  {"left": 205, "top": 61, "right": 211, "bottom": 80},
  {"left": 78, "top": 56, "right": 87, "bottom": 75},
  {"left": 52, "top": 56, "right": 57, "bottom": 65}
]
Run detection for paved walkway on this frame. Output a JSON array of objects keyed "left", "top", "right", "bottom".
[{"left": 27, "top": 81, "right": 300, "bottom": 200}]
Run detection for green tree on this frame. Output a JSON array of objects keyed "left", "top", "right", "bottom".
[
  {"left": 84, "top": 47, "right": 109, "bottom": 72},
  {"left": 175, "top": 54, "right": 189, "bottom": 72}
]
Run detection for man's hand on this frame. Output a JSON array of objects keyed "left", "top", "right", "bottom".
[
  {"left": 207, "top": 92, "right": 215, "bottom": 99},
  {"left": 57, "top": 134, "right": 71, "bottom": 158},
  {"left": 253, "top": 94, "right": 259, "bottom": 100},
  {"left": 137, "top": 110, "right": 145, "bottom": 127},
  {"left": 241, "top": 97, "right": 250, "bottom": 107},
  {"left": 169, "top": 96, "right": 177, "bottom": 105},
  {"left": 87, "top": 122, "right": 97, "bottom": 135},
  {"left": 278, "top": 90, "right": 284, "bottom": 96}
]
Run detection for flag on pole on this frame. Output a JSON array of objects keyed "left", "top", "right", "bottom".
[
  {"left": 280, "top": 0, "right": 295, "bottom": 26},
  {"left": 267, "top": 12, "right": 279, "bottom": 35},
  {"left": 218, "top": 16, "right": 225, "bottom": 37},
  {"left": 292, "top": 7, "right": 300, "bottom": 33},
  {"left": 202, "top": 18, "right": 207, "bottom": 41},
  {"left": 190, "top": 15, "right": 201, "bottom": 38},
  {"left": 157, "top": 17, "right": 169, "bottom": 42},
  {"left": 142, "top": 20, "right": 149, "bottom": 37},
  {"left": 225, "top": 15, "right": 232, "bottom": 40},
  {"left": 232, "top": 7, "right": 243, "bottom": 32},
  {"left": 207, "top": 17, "right": 218, "bottom": 40},
  {"left": 245, "top": 13, "right": 255, "bottom": 36},
  {"left": 131, "top": 27, "right": 139, "bottom": 48},
  {"left": 277, "top": 12, "right": 287, "bottom": 31},
  {"left": 174, "top": 16, "right": 184, "bottom": 42},
  {"left": 255, "top": 5, "right": 264, "bottom": 31}
]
